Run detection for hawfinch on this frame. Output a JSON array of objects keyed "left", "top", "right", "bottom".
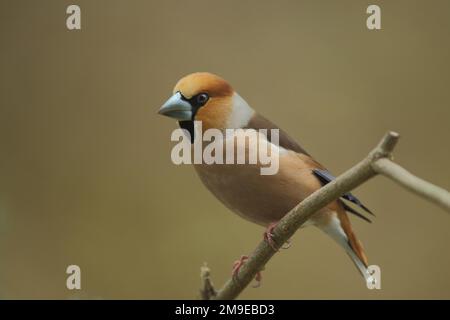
[{"left": 158, "top": 72, "right": 373, "bottom": 282}]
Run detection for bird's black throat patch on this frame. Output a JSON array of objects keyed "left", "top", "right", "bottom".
[{"left": 178, "top": 120, "right": 195, "bottom": 143}]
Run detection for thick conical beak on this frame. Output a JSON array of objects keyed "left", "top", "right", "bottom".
[{"left": 158, "top": 92, "right": 192, "bottom": 121}]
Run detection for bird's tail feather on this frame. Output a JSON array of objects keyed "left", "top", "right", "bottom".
[
  {"left": 344, "top": 242, "right": 370, "bottom": 280},
  {"left": 319, "top": 212, "right": 370, "bottom": 282}
]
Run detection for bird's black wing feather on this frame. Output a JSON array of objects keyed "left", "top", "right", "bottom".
[
  {"left": 342, "top": 203, "right": 372, "bottom": 223},
  {"left": 312, "top": 169, "right": 374, "bottom": 221}
]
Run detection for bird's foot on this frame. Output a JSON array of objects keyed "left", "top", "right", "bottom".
[
  {"left": 263, "top": 222, "right": 291, "bottom": 251},
  {"left": 232, "top": 255, "right": 262, "bottom": 288},
  {"left": 263, "top": 222, "right": 278, "bottom": 251},
  {"left": 232, "top": 255, "right": 248, "bottom": 278}
]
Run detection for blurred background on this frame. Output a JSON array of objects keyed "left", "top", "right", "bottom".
[{"left": 0, "top": 0, "right": 449, "bottom": 299}]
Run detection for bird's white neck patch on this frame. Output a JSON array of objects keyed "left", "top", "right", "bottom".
[{"left": 227, "top": 92, "right": 255, "bottom": 129}]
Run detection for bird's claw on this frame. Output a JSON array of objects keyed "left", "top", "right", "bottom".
[
  {"left": 232, "top": 255, "right": 248, "bottom": 279},
  {"left": 232, "top": 255, "right": 262, "bottom": 288},
  {"left": 281, "top": 238, "right": 292, "bottom": 250},
  {"left": 264, "top": 222, "right": 292, "bottom": 251},
  {"left": 263, "top": 222, "right": 279, "bottom": 251}
]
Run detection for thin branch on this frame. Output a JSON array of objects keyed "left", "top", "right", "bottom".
[
  {"left": 212, "top": 131, "right": 400, "bottom": 300},
  {"left": 199, "top": 263, "right": 217, "bottom": 300},
  {"left": 373, "top": 158, "right": 450, "bottom": 213},
  {"left": 198, "top": 130, "right": 450, "bottom": 300}
]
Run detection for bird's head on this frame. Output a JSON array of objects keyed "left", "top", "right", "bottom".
[{"left": 158, "top": 72, "right": 254, "bottom": 135}]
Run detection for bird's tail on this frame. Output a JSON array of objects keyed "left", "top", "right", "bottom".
[{"left": 319, "top": 209, "right": 370, "bottom": 282}]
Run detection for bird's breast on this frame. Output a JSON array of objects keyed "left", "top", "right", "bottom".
[{"left": 193, "top": 150, "right": 325, "bottom": 227}]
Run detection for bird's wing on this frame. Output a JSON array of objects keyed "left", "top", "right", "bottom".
[
  {"left": 312, "top": 168, "right": 373, "bottom": 224},
  {"left": 246, "top": 113, "right": 373, "bottom": 223},
  {"left": 245, "top": 113, "right": 311, "bottom": 155}
]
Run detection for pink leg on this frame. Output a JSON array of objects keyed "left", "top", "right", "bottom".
[
  {"left": 263, "top": 222, "right": 279, "bottom": 251},
  {"left": 231, "top": 255, "right": 263, "bottom": 288},
  {"left": 264, "top": 222, "right": 292, "bottom": 251},
  {"left": 232, "top": 255, "right": 249, "bottom": 278}
]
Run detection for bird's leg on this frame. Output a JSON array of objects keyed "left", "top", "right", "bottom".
[
  {"left": 264, "top": 222, "right": 292, "bottom": 251},
  {"left": 263, "top": 222, "right": 278, "bottom": 250},
  {"left": 263, "top": 222, "right": 279, "bottom": 251},
  {"left": 232, "top": 255, "right": 248, "bottom": 278},
  {"left": 232, "top": 255, "right": 262, "bottom": 288}
]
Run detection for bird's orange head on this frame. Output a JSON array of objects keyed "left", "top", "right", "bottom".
[{"left": 158, "top": 72, "right": 254, "bottom": 135}]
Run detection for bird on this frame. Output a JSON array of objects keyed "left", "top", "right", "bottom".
[{"left": 158, "top": 72, "right": 373, "bottom": 284}]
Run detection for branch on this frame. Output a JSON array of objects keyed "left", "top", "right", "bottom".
[
  {"left": 208, "top": 131, "right": 399, "bottom": 300},
  {"left": 372, "top": 158, "right": 450, "bottom": 213},
  {"left": 197, "top": 131, "right": 450, "bottom": 300}
]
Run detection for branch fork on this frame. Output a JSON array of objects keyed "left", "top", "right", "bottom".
[{"left": 198, "top": 131, "right": 450, "bottom": 300}]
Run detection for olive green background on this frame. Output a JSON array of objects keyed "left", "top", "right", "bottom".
[{"left": 0, "top": 0, "right": 449, "bottom": 299}]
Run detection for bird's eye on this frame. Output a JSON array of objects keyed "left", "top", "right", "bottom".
[{"left": 196, "top": 93, "right": 209, "bottom": 106}]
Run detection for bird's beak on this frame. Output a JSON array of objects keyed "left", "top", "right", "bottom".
[{"left": 158, "top": 92, "right": 193, "bottom": 121}]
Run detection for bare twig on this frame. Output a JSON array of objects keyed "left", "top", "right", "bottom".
[
  {"left": 199, "top": 263, "right": 217, "bottom": 300},
  {"left": 373, "top": 158, "right": 450, "bottom": 213},
  {"left": 197, "top": 131, "right": 450, "bottom": 300}
]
